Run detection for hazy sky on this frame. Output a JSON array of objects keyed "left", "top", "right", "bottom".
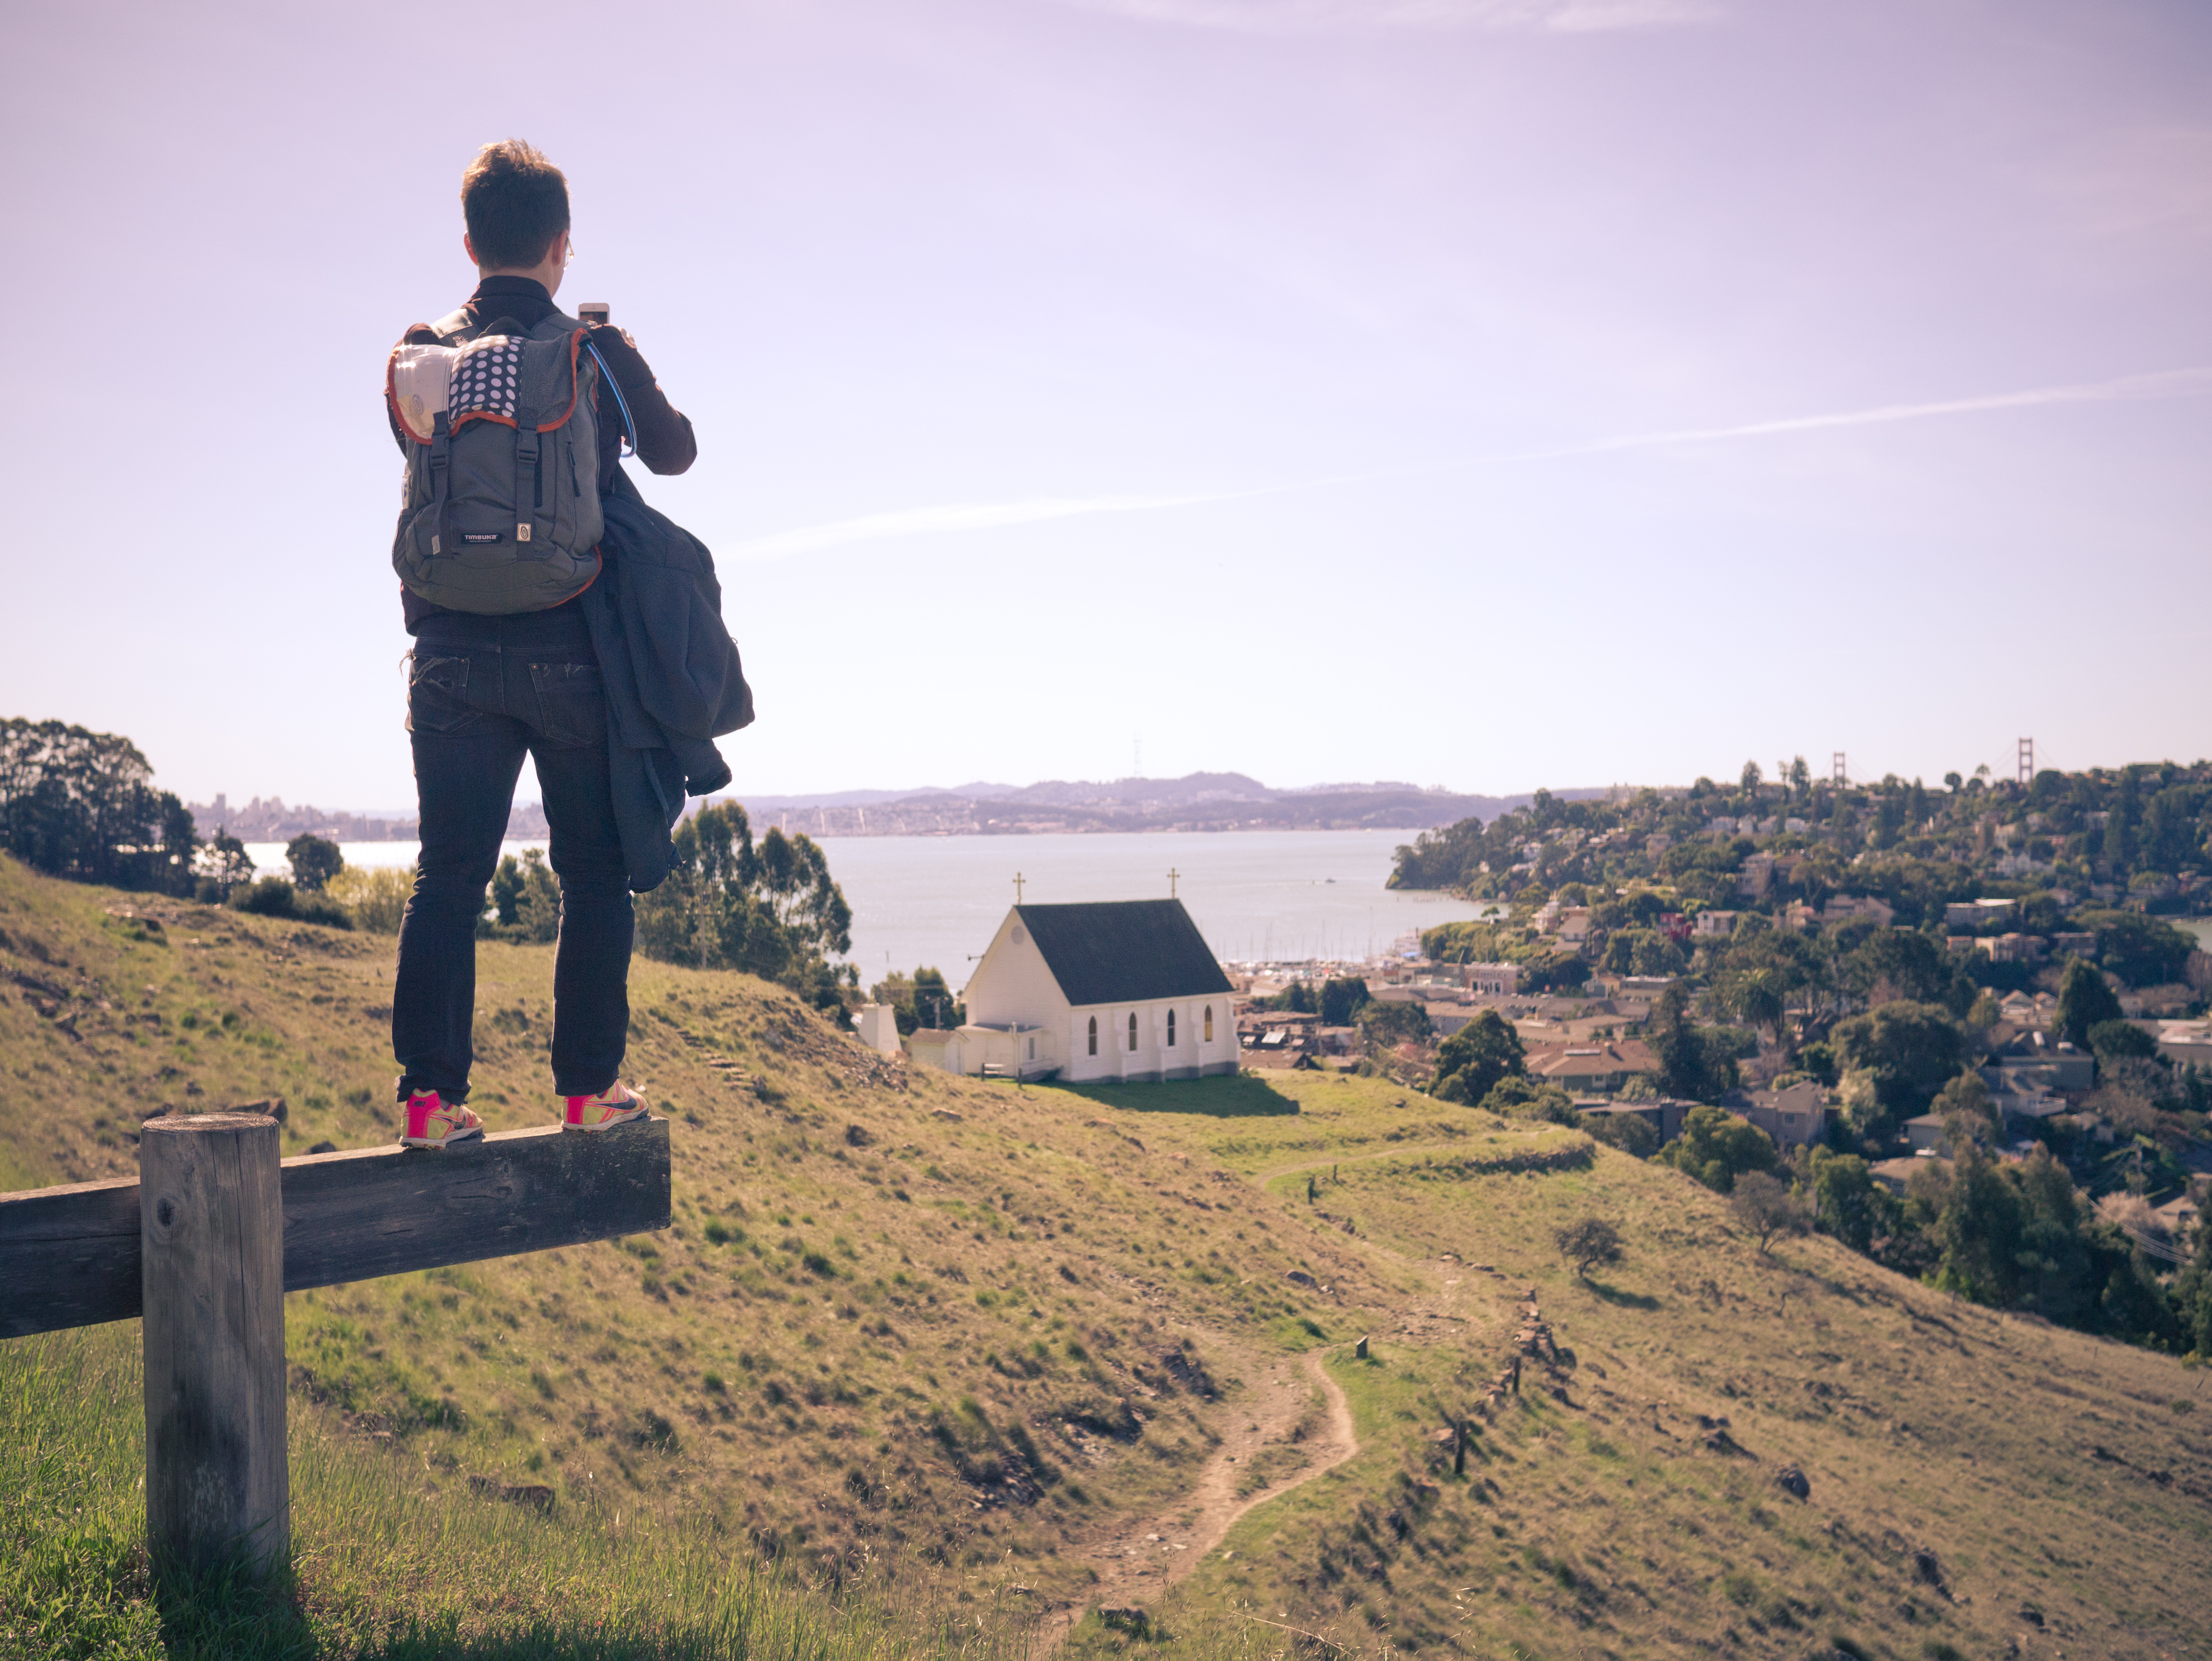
[{"left": 3, "top": 0, "right": 2206, "bottom": 809}]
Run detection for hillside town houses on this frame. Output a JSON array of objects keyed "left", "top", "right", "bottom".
[{"left": 876, "top": 769, "right": 2211, "bottom": 1269}]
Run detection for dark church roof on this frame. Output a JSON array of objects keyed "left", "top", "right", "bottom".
[{"left": 1015, "top": 899, "right": 1232, "bottom": 1008}]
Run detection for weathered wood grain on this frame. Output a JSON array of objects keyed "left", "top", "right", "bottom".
[
  {"left": 141, "top": 1112, "right": 289, "bottom": 1575},
  {"left": 0, "top": 1119, "right": 670, "bottom": 1338},
  {"left": 0, "top": 1172, "right": 140, "bottom": 1337},
  {"left": 279, "top": 1120, "right": 671, "bottom": 1291}
]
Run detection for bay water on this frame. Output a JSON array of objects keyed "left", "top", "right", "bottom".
[{"left": 246, "top": 829, "right": 1491, "bottom": 990}]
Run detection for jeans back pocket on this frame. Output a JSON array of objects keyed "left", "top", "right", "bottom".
[
  {"left": 528, "top": 661, "right": 606, "bottom": 750},
  {"left": 406, "top": 654, "right": 478, "bottom": 736}
]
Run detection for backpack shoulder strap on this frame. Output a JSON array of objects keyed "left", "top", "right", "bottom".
[{"left": 429, "top": 306, "right": 479, "bottom": 343}]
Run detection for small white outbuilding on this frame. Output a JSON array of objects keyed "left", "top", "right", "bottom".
[{"left": 909, "top": 898, "right": 1238, "bottom": 1083}]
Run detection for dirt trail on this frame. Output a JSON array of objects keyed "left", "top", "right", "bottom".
[{"left": 1040, "top": 1343, "right": 1359, "bottom": 1646}]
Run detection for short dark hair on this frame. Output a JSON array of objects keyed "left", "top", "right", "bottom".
[{"left": 460, "top": 140, "right": 570, "bottom": 270}]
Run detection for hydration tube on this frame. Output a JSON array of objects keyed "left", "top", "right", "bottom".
[{"left": 582, "top": 338, "right": 637, "bottom": 460}]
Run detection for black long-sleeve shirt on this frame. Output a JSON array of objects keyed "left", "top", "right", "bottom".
[{"left": 391, "top": 275, "right": 696, "bottom": 638}]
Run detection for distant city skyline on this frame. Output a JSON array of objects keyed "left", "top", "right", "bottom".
[{"left": 3, "top": 0, "right": 2206, "bottom": 808}]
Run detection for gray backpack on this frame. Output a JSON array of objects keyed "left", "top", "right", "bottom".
[{"left": 386, "top": 308, "right": 607, "bottom": 613}]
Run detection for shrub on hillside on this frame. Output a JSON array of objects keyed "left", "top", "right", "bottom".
[
  {"left": 228, "top": 875, "right": 352, "bottom": 930},
  {"left": 1555, "top": 1216, "right": 1623, "bottom": 1280},
  {"left": 1476, "top": 1076, "right": 1580, "bottom": 1125},
  {"left": 485, "top": 848, "right": 561, "bottom": 942},
  {"left": 1356, "top": 997, "right": 1432, "bottom": 1049},
  {"left": 326, "top": 865, "right": 412, "bottom": 934},
  {"left": 1585, "top": 1111, "right": 1659, "bottom": 1158},
  {"left": 1730, "top": 1171, "right": 1809, "bottom": 1254},
  {"left": 1660, "top": 1104, "right": 1777, "bottom": 1194}
]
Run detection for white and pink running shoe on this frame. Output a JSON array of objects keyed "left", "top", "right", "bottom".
[
  {"left": 399, "top": 1088, "right": 484, "bottom": 1149},
  {"left": 563, "top": 1081, "right": 649, "bottom": 1134}
]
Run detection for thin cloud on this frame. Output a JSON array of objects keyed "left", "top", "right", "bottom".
[
  {"left": 731, "top": 365, "right": 2212, "bottom": 560},
  {"left": 1487, "top": 363, "right": 2212, "bottom": 468},
  {"left": 1041, "top": 0, "right": 1720, "bottom": 34}
]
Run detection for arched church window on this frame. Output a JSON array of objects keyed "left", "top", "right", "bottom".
[
  {"left": 1204, "top": 1005, "right": 1214, "bottom": 1042},
  {"left": 1127, "top": 1012, "right": 1139, "bottom": 1051},
  {"left": 1087, "top": 1016, "right": 1098, "bottom": 1056},
  {"left": 1167, "top": 1009, "right": 1177, "bottom": 1046}
]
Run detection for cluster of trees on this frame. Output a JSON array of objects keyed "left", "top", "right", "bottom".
[
  {"left": 1805, "top": 1130, "right": 2207, "bottom": 1351},
  {"left": 1396, "top": 920, "right": 2212, "bottom": 1355},
  {"left": 1393, "top": 760, "right": 2212, "bottom": 924},
  {"left": 867, "top": 966, "right": 962, "bottom": 1034},
  {"left": 0, "top": 719, "right": 197, "bottom": 894},
  {"left": 0, "top": 720, "right": 871, "bottom": 1010},
  {"left": 0, "top": 722, "right": 388, "bottom": 930},
  {"left": 633, "top": 802, "right": 856, "bottom": 1008},
  {"left": 1421, "top": 1011, "right": 1577, "bottom": 1123},
  {"left": 1253, "top": 975, "right": 1445, "bottom": 1050},
  {"left": 1420, "top": 919, "right": 1591, "bottom": 991},
  {"left": 1606, "top": 1091, "right": 2210, "bottom": 1353}
]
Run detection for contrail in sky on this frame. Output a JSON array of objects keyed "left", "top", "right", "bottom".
[{"left": 728, "top": 364, "right": 2212, "bottom": 561}]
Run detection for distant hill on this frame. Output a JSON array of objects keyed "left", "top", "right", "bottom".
[
  {"left": 181, "top": 776, "right": 1617, "bottom": 844},
  {"left": 721, "top": 775, "right": 1620, "bottom": 837}
]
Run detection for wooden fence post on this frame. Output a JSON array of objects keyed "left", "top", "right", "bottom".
[{"left": 140, "top": 1111, "right": 289, "bottom": 1577}]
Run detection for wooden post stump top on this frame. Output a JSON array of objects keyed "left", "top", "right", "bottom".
[{"left": 140, "top": 1111, "right": 290, "bottom": 1577}]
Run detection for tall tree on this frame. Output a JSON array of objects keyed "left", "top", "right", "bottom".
[
  {"left": 1649, "top": 984, "right": 1738, "bottom": 1101},
  {"left": 1318, "top": 976, "right": 1370, "bottom": 1026},
  {"left": 634, "top": 803, "right": 854, "bottom": 1006},
  {"left": 1433, "top": 1008, "right": 1523, "bottom": 1104},
  {"left": 196, "top": 830, "right": 255, "bottom": 899},
  {"left": 1830, "top": 1000, "right": 1966, "bottom": 1126},
  {"left": 286, "top": 834, "right": 343, "bottom": 892},
  {"left": 2054, "top": 956, "right": 2124, "bottom": 1046}
]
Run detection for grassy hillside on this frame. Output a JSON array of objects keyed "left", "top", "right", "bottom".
[
  {"left": 2, "top": 1321, "right": 1025, "bottom": 1661},
  {"left": 3, "top": 854, "right": 2208, "bottom": 1659}
]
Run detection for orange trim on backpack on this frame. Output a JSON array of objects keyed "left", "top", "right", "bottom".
[
  {"left": 386, "top": 329, "right": 589, "bottom": 445},
  {"left": 552, "top": 548, "right": 605, "bottom": 605}
]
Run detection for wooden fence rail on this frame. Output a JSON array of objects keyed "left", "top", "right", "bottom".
[{"left": 0, "top": 1112, "right": 671, "bottom": 1575}]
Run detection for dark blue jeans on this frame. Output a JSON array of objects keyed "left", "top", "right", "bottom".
[{"left": 393, "top": 635, "right": 632, "bottom": 1104}]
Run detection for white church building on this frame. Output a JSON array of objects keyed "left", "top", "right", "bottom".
[{"left": 907, "top": 899, "right": 1238, "bottom": 1084}]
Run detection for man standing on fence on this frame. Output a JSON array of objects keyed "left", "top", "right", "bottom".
[{"left": 384, "top": 139, "right": 696, "bottom": 1147}]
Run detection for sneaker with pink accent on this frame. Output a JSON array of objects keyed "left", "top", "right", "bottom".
[
  {"left": 564, "top": 1081, "right": 649, "bottom": 1133},
  {"left": 399, "top": 1088, "right": 484, "bottom": 1149}
]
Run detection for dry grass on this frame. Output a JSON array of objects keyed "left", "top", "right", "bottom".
[{"left": 4, "top": 853, "right": 2208, "bottom": 1658}]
